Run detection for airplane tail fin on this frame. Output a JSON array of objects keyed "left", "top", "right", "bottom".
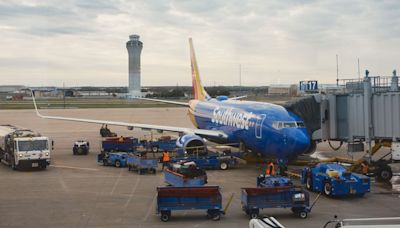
[{"left": 189, "top": 38, "right": 210, "bottom": 101}]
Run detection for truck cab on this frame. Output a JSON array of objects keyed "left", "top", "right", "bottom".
[{"left": 0, "top": 125, "right": 51, "bottom": 170}]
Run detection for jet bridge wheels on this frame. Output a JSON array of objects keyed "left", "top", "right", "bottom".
[{"left": 376, "top": 165, "right": 393, "bottom": 182}]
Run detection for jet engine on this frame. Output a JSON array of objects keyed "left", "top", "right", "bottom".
[{"left": 176, "top": 134, "right": 207, "bottom": 156}]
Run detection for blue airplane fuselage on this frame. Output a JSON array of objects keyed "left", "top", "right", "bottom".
[{"left": 189, "top": 98, "right": 311, "bottom": 159}]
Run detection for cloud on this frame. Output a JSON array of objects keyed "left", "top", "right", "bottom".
[{"left": 0, "top": 0, "right": 399, "bottom": 86}]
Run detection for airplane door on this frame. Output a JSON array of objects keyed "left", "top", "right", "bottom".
[{"left": 255, "top": 114, "right": 266, "bottom": 139}]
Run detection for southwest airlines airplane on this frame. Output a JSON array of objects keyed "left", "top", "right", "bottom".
[{"left": 32, "top": 38, "right": 313, "bottom": 160}]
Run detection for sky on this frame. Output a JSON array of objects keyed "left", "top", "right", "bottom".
[{"left": 0, "top": 0, "right": 399, "bottom": 87}]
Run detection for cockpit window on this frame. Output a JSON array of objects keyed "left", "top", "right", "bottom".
[
  {"left": 272, "top": 121, "right": 306, "bottom": 129},
  {"left": 297, "top": 122, "right": 305, "bottom": 128}
]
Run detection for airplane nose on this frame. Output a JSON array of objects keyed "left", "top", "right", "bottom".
[
  {"left": 294, "top": 132, "right": 311, "bottom": 154},
  {"left": 285, "top": 130, "right": 311, "bottom": 156}
]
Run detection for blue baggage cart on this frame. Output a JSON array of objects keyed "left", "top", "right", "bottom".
[
  {"left": 164, "top": 168, "right": 207, "bottom": 187},
  {"left": 157, "top": 186, "right": 224, "bottom": 222},
  {"left": 170, "top": 153, "right": 237, "bottom": 170},
  {"left": 127, "top": 152, "right": 158, "bottom": 174},
  {"left": 241, "top": 186, "right": 312, "bottom": 219}
]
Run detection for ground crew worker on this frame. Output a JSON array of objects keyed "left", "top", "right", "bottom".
[
  {"left": 162, "top": 150, "right": 170, "bottom": 170},
  {"left": 266, "top": 161, "right": 275, "bottom": 176},
  {"left": 118, "top": 136, "right": 124, "bottom": 142},
  {"left": 361, "top": 162, "right": 369, "bottom": 175}
]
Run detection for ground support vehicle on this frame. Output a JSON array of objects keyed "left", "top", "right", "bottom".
[
  {"left": 256, "top": 175, "right": 294, "bottom": 188},
  {"left": 301, "top": 163, "right": 370, "bottom": 197},
  {"left": 147, "top": 136, "right": 177, "bottom": 152},
  {"left": 241, "top": 186, "right": 312, "bottom": 219},
  {"left": 156, "top": 186, "right": 224, "bottom": 222},
  {"left": 164, "top": 161, "right": 207, "bottom": 187},
  {"left": 98, "top": 152, "right": 128, "bottom": 168},
  {"left": 73, "top": 140, "right": 89, "bottom": 155},
  {"left": 0, "top": 125, "right": 51, "bottom": 170},
  {"left": 127, "top": 152, "right": 158, "bottom": 174},
  {"left": 170, "top": 152, "right": 238, "bottom": 170},
  {"left": 101, "top": 137, "right": 140, "bottom": 152},
  {"left": 99, "top": 125, "right": 117, "bottom": 137}
]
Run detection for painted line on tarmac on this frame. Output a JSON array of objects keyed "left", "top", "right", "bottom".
[
  {"left": 143, "top": 174, "right": 164, "bottom": 222},
  {"left": 51, "top": 165, "right": 98, "bottom": 171},
  {"left": 124, "top": 176, "right": 141, "bottom": 208},
  {"left": 110, "top": 169, "right": 123, "bottom": 195}
]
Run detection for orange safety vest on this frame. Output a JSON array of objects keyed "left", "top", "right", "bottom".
[
  {"left": 266, "top": 162, "right": 275, "bottom": 176},
  {"left": 163, "top": 152, "right": 170, "bottom": 162}
]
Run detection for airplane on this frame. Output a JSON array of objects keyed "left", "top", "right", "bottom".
[{"left": 32, "top": 38, "right": 314, "bottom": 161}]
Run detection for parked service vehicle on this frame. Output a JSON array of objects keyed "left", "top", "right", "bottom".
[
  {"left": 73, "top": 140, "right": 89, "bottom": 155},
  {"left": 98, "top": 152, "right": 128, "bottom": 168},
  {"left": 242, "top": 176, "right": 315, "bottom": 219},
  {"left": 101, "top": 136, "right": 140, "bottom": 152},
  {"left": 170, "top": 152, "right": 238, "bottom": 170},
  {"left": 147, "top": 136, "right": 177, "bottom": 152},
  {"left": 164, "top": 161, "right": 208, "bottom": 187},
  {"left": 127, "top": 151, "right": 158, "bottom": 174},
  {"left": 301, "top": 163, "right": 370, "bottom": 197},
  {"left": 0, "top": 125, "right": 51, "bottom": 170},
  {"left": 157, "top": 186, "right": 224, "bottom": 222}
]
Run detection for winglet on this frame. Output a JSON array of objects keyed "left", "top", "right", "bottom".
[
  {"left": 189, "top": 38, "right": 210, "bottom": 101},
  {"left": 31, "top": 90, "right": 44, "bottom": 118}
]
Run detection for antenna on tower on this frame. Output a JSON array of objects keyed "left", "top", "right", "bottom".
[{"left": 336, "top": 54, "right": 339, "bottom": 87}]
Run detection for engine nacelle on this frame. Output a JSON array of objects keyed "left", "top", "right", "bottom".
[{"left": 176, "top": 134, "right": 207, "bottom": 156}]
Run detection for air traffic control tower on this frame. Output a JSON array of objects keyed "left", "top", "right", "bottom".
[{"left": 126, "top": 34, "right": 143, "bottom": 97}]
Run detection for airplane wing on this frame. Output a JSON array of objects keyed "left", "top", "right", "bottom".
[
  {"left": 31, "top": 92, "right": 227, "bottom": 138},
  {"left": 134, "top": 97, "right": 189, "bottom": 106}
]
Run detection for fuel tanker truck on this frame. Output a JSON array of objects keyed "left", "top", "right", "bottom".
[{"left": 0, "top": 125, "right": 52, "bottom": 170}]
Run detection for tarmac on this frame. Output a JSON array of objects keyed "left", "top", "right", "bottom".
[{"left": 0, "top": 108, "right": 399, "bottom": 228}]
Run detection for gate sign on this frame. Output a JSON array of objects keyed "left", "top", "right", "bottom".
[{"left": 299, "top": 80, "right": 318, "bottom": 91}]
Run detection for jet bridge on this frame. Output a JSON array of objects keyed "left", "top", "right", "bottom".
[
  {"left": 289, "top": 71, "right": 400, "bottom": 144},
  {"left": 286, "top": 70, "right": 400, "bottom": 180}
]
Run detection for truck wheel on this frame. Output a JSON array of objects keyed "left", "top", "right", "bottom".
[
  {"left": 160, "top": 211, "right": 170, "bottom": 222},
  {"left": 220, "top": 162, "right": 228, "bottom": 170},
  {"left": 115, "top": 160, "right": 121, "bottom": 168},
  {"left": 249, "top": 209, "right": 259, "bottom": 219},
  {"left": 152, "top": 168, "right": 156, "bottom": 174},
  {"left": 306, "top": 177, "right": 313, "bottom": 190},
  {"left": 212, "top": 213, "right": 221, "bottom": 221},
  {"left": 102, "top": 159, "right": 107, "bottom": 166},
  {"left": 152, "top": 146, "right": 159, "bottom": 153},
  {"left": 323, "top": 182, "right": 332, "bottom": 196},
  {"left": 376, "top": 166, "right": 393, "bottom": 182},
  {"left": 298, "top": 211, "right": 308, "bottom": 219}
]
